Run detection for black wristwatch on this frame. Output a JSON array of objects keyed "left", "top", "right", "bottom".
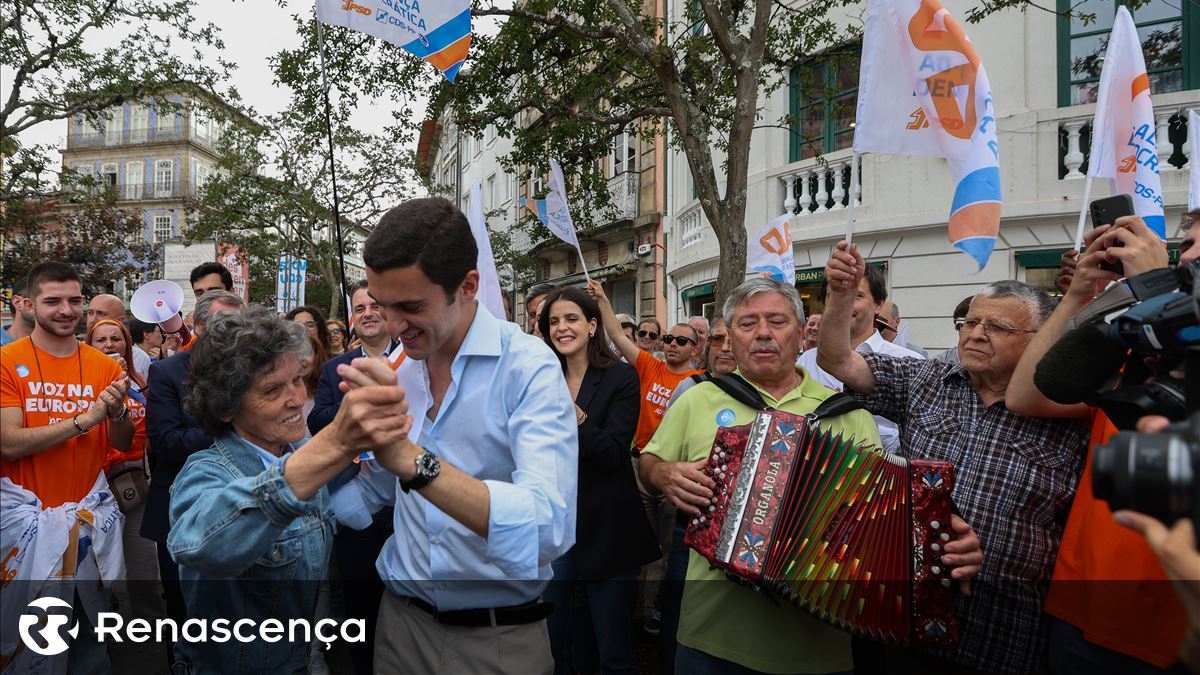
[{"left": 400, "top": 450, "right": 441, "bottom": 493}]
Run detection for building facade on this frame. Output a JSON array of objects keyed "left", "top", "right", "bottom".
[
  {"left": 665, "top": 0, "right": 1196, "bottom": 353},
  {"left": 60, "top": 92, "right": 242, "bottom": 301},
  {"left": 419, "top": 106, "right": 669, "bottom": 328}
]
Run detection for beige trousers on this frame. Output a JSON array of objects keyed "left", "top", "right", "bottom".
[{"left": 374, "top": 592, "right": 553, "bottom": 675}]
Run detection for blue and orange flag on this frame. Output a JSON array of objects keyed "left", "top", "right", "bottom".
[
  {"left": 316, "top": 0, "right": 471, "bottom": 82},
  {"left": 853, "top": 0, "right": 1001, "bottom": 270}
]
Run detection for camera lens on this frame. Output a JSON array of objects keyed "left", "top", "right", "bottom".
[{"left": 1092, "top": 431, "right": 1194, "bottom": 521}]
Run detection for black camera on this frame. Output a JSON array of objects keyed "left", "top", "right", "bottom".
[
  {"left": 1093, "top": 410, "right": 1200, "bottom": 527},
  {"left": 1034, "top": 262, "right": 1200, "bottom": 429}
]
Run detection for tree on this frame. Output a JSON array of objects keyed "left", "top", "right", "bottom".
[
  {"left": 1, "top": 0, "right": 231, "bottom": 200},
  {"left": 307, "top": 0, "right": 1092, "bottom": 308},
  {"left": 0, "top": 180, "right": 159, "bottom": 295},
  {"left": 185, "top": 110, "right": 417, "bottom": 320}
]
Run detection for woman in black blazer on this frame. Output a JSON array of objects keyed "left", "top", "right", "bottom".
[{"left": 539, "top": 287, "right": 660, "bottom": 675}]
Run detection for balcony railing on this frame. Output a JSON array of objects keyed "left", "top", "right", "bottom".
[
  {"left": 67, "top": 126, "right": 219, "bottom": 150},
  {"left": 607, "top": 170, "right": 640, "bottom": 221},
  {"left": 119, "top": 180, "right": 188, "bottom": 200},
  {"left": 777, "top": 152, "right": 861, "bottom": 217},
  {"left": 1058, "top": 103, "right": 1193, "bottom": 179},
  {"left": 678, "top": 203, "right": 704, "bottom": 249}
]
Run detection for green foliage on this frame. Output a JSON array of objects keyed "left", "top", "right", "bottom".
[{"left": 0, "top": 179, "right": 159, "bottom": 296}]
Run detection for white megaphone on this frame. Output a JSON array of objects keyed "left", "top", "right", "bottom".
[{"left": 131, "top": 280, "right": 192, "bottom": 344}]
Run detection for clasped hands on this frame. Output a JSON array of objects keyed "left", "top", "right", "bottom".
[{"left": 327, "top": 357, "right": 421, "bottom": 481}]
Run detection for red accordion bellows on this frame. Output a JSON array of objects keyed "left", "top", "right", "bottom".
[{"left": 684, "top": 409, "right": 959, "bottom": 649}]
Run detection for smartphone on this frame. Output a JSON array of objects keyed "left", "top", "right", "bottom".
[{"left": 1089, "top": 194, "right": 1135, "bottom": 275}]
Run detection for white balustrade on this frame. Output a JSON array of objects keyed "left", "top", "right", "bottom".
[
  {"left": 777, "top": 154, "right": 861, "bottom": 217},
  {"left": 679, "top": 204, "right": 704, "bottom": 248},
  {"left": 1059, "top": 104, "right": 1193, "bottom": 180}
]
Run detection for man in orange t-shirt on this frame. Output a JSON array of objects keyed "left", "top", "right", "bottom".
[{"left": 0, "top": 261, "right": 134, "bottom": 508}]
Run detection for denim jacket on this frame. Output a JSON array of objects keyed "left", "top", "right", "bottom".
[{"left": 167, "top": 433, "right": 334, "bottom": 675}]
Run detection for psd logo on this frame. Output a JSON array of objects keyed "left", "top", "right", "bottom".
[
  {"left": 15, "top": 364, "right": 29, "bottom": 378},
  {"left": 18, "top": 597, "right": 79, "bottom": 656}
]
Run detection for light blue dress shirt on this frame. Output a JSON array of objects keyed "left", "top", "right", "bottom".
[{"left": 332, "top": 303, "right": 578, "bottom": 610}]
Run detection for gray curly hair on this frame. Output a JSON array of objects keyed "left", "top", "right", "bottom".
[{"left": 184, "top": 305, "right": 313, "bottom": 437}]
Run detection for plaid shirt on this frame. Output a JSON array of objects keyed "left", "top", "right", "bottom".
[{"left": 851, "top": 354, "right": 1089, "bottom": 674}]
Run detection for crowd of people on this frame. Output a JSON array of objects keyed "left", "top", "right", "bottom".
[{"left": 1, "top": 198, "right": 1198, "bottom": 675}]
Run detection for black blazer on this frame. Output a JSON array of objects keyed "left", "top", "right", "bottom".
[
  {"left": 573, "top": 361, "right": 661, "bottom": 579},
  {"left": 142, "top": 350, "right": 213, "bottom": 542},
  {"left": 307, "top": 350, "right": 357, "bottom": 435}
]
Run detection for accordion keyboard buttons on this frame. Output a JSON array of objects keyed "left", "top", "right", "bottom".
[
  {"left": 931, "top": 543, "right": 941, "bottom": 552},
  {"left": 939, "top": 533, "right": 950, "bottom": 542},
  {"left": 930, "top": 520, "right": 941, "bottom": 529}
]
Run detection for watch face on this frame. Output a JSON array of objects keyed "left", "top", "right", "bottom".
[{"left": 416, "top": 452, "right": 441, "bottom": 479}]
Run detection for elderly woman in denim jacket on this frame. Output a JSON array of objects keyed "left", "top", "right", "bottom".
[{"left": 167, "top": 307, "right": 411, "bottom": 674}]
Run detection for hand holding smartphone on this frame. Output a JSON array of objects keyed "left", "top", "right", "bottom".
[{"left": 1089, "top": 194, "right": 1136, "bottom": 275}]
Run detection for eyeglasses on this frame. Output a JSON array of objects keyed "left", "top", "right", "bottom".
[
  {"left": 662, "top": 335, "right": 695, "bottom": 346},
  {"left": 637, "top": 330, "right": 659, "bottom": 340},
  {"left": 329, "top": 328, "right": 343, "bottom": 334},
  {"left": 954, "top": 317, "right": 1038, "bottom": 338},
  {"left": 709, "top": 334, "right": 727, "bottom": 344}
]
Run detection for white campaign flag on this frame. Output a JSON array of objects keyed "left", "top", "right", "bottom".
[
  {"left": 1087, "top": 6, "right": 1165, "bottom": 237},
  {"left": 545, "top": 159, "right": 579, "bottom": 247},
  {"left": 853, "top": 0, "right": 1002, "bottom": 269},
  {"left": 468, "top": 180, "right": 507, "bottom": 319},
  {"left": 746, "top": 213, "right": 796, "bottom": 285},
  {"left": 314, "top": 0, "right": 471, "bottom": 82},
  {"left": 1189, "top": 109, "right": 1199, "bottom": 211}
]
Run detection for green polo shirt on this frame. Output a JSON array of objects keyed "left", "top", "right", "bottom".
[{"left": 643, "top": 366, "right": 882, "bottom": 674}]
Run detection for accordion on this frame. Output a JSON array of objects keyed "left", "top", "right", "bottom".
[{"left": 684, "top": 409, "right": 959, "bottom": 649}]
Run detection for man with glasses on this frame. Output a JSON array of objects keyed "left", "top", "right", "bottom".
[
  {"left": 799, "top": 263, "right": 922, "bottom": 453},
  {"left": 817, "top": 241, "right": 1089, "bottom": 674}
]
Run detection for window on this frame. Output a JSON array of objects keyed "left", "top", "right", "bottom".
[
  {"left": 194, "top": 161, "right": 211, "bottom": 189},
  {"left": 1058, "top": 0, "right": 1194, "bottom": 106},
  {"left": 485, "top": 123, "right": 497, "bottom": 144},
  {"left": 789, "top": 47, "right": 860, "bottom": 161},
  {"left": 73, "top": 163, "right": 94, "bottom": 179},
  {"left": 153, "top": 215, "right": 173, "bottom": 243},
  {"left": 504, "top": 172, "right": 515, "bottom": 204},
  {"left": 130, "top": 105, "right": 149, "bottom": 142},
  {"left": 463, "top": 193, "right": 471, "bottom": 216},
  {"left": 687, "top": 0, "right": 711, "bottom": 36},
  {"left": 105, "top": 107, "right": 122, "bottom": 145},
  {"left": 531, "top": 171, "right": 545, "bottom": 197},
  {"left": 611, "top": 129, "right": 636, "bottom": 176},
  {"left": 156, "top": 103, "right": 174, "bottom": 133},
  {"left": 485, "top": 173, "right": 496, "bottom": 209},
  {"left": 79, "top": 114, "right": 100, "bottom": 139},
  {"left": 154, "top": 159, "right": 174, "bottom": 197},
  {"left": 100, "top": 163, "right": 118, "bottom": 189},
  {"left": 193, "top": 108, "right": 209, "bottom": 141},
  {"left": 126, "top": 161, "right": 144, "bottom": 199}
]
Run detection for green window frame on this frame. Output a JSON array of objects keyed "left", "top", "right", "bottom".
[
  {"left": 1057, "top": 0, "right": 1197, "bottom": 108},
  {"left": 789, "top": 46, "right": 860, "bottom": 163}
]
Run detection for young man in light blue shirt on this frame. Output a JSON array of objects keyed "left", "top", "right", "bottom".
[{"left": 331, "top": 196, "right": 578, "bottom": 675}]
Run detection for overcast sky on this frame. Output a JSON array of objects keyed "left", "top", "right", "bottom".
[{"left": 17, "top": 0, "right": 432, "bottom": 164}]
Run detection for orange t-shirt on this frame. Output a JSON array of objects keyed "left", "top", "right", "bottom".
[
  {"left": 1044, "top": 410, "right": 1188, "bottom": 668},
  {"left": 104, "top": 394, "right": 146, "bottom": 470},
  {"left": 633, "top": 350, "right": 702, "bottom": 451},
  {"left": 0, "top": 338, "right": 122, "bottom": 508}
]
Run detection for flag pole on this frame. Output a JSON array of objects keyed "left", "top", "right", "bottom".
[
  {"left": 576, "top": 245, "right": 590, "bottom": 282},
  {"left": 1073, "top": 175, "right": 1094, "bottom": 252},
  {"left": 846, "top": 150, "right": 859, "bottom": 245},
  {"left": 315, "top": 18, "right": 352, "bottom": 329}
]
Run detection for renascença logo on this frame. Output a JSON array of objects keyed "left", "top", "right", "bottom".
[
  {"left": 18, "top": 597, "right": 80, "bottom": 656},
  {"left": 17, "top": 597, "right": 366, "bottom": 656}
]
